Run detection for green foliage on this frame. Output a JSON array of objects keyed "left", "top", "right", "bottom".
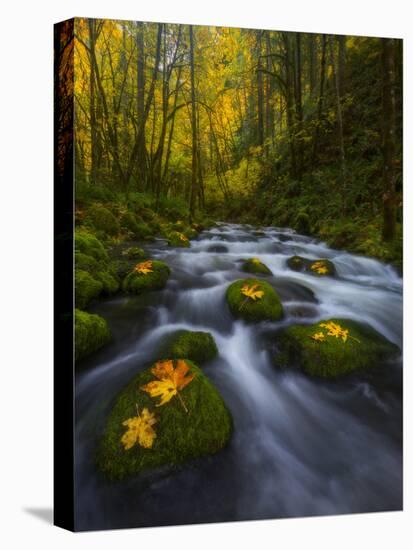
[
  {"left": 226, "top": 278, "right": 283, "bottom": 322},
  {"left": 75, "top": 230, "right": 108, "bottom": 262},
  {"left": 75, "top": 308, "right": 111, "bottom": 361},
  {"left": 122, "top": 260, "right": 171, "bottom": 294},
  {"left": 276, "top": 318, "right": 399, "bottom": 378},
  {"left": 162, "top": 331, "right": 218, "bottom": 364},
  {"left": 97, "top": 361, "right": 233, "bottom": 479}
]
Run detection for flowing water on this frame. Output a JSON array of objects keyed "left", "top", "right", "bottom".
[{"left": 75, "top": 223, "right": 403, "bottom": 530}]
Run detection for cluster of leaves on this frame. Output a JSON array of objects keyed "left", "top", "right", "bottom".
[
  {"left": 120, "top": 359, "right": 195, "bottom": 451},
  {"left": 310, "top": 321, "right": 360, "bottom": 343},
  {"left": 133, "top": 260, "right": 154, "bottom": 275},
  {"left": 310, "top": 261, "right": 328, "bottom": 275}
]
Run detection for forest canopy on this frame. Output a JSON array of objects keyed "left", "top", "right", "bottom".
[{"left": 73, "top": 19, "right": 402, "bottom": 266}]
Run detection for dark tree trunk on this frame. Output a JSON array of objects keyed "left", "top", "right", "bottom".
[
  {"left": 136, "top": 22, "right": 147, "bottom": 190},
  {"left": 256, "top": 31, "right": 264, "bottom": 147},
  {"left": 189, "top": 25, "right": 198, "bottom": 221}
]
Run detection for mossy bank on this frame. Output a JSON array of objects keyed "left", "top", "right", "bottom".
[{"left": 97, "top": 360, "right": 233, "bottom": 479}]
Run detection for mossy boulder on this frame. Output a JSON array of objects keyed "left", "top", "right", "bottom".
[
  {"left": 162, "top": 330, "right": 218, "bottom": 364},
  {"left": 226, "top": 278, "right": 283, "bottom": 322},
  {"left": 97, "top": 360, "right": 233, "bottom": 479},
  {"left": 121, "top": 211, "right": 153, "bottom": 240},
  {"left": 122, "top": 260, "right": 171, "bottom": 294},
  {"left": 276, "top": 318, "right": 399, "bottom": 378},
  {"left": 121, "top": 246, "right": 146, "bottom": 260},
  {"left": 295, "top": 211, "right": 311, "bottom": 235},
  {"left": 75, "top": 230, "right": 108, "bottom": 262},
  {"left": 75, "top": 309, "right": 111, "bottom": 362},
  {"left": 167, "top": 231, "right": 190, "bottom": 248},
  {"left": 287, "top": 255, "right": 336, "bottom": 277},
  {"left": 242, "top": 257, "right": 272, "bottom": 275},
  {"left": 87, "top": 205, "right": 120, "bottom": 236},
  {"left": 75, "top": 269, "right": 103, "bottom": 309}
]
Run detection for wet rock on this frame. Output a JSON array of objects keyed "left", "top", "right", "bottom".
[
  {"left": 207, "top": 244, "right": 228, "bottom": 253},
  {"left": 242, "top": 258, "right": 272, "bottom": 275},
  {"left": 97, "top": 360, "right": 233, "bottom": 479},
  {"left": 122, "top": 260, "right": 171, "bottom": 294},
  {"left": 276, "top": 318, "right": 399, "bottom": 378},
  {"left": 287, "top": 255, "right": 336, "bottom": 277},
  {"left": 226, "top": 278, "right": 283, "bottom": 322},
  {"left": 160, "top": 330, "right": 218, "bottom": 364}
]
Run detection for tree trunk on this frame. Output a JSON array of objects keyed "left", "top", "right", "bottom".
[
  {"left": 312, "top": 34, "right": 327, "bottom": 165},
  {"left": 136, "top": 22, "right": 147, "bottom": 190},
  {"left": 294, "top": 32, "right": 303, "bottom": 178},
  {"left": 189, "top": 25, "right": 198, "bottom": 221},
  {"left": 382, "top": 38, "right": 397, "bottom": 241},
  {"left": 256, "top": 31, "right": 264, "bottom": 147}
]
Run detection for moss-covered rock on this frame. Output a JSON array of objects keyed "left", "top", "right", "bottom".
[
  {"left": 97, "top": 360, "right": 233, "bottom": 479},
  {"left": 121, "top": 246, "right": 146, "bottom": 260},
  {"left": 75, "top": 230, "right": 108, "bottom": 262},
  {"left": 167, "top": 231, "right": 190, "bottom": 248},
  {"left": 122, "top": 260, "right": 171, "bottom": 294},
  {"left": 95, "top": 270, "right": 119, "bottom": 295},
  {"left": 287, "top": 255, "right": 336, "bottom": 277},
  {"left": 162, "top": 330, "right": 218, "bottom": 364},
  {"left": 242, "top": 257, "right": 272, "bottom": 275},
  {"left": 75, "top": 251, "right": 100, "bottom": 273},
  {"left": 226, "top": 278, "right": 283, "bottom": 322},
  {"left": 75, "top": 309, "right": 111, "bottom": 362},
  {"left": 87, "top": 205, "right": 120, "bottom": 236},
  {"left": 295, "top": 211, "right": 311, "bottom": 235},
  {"left": 75, "top": 269, "right": 103, "bottom": 309},
  {"left": 276, "top": 318, "right": 399, "bottom": 378},
  {"left": 121, "top": 211, "right": 153, "bottom": 240}
]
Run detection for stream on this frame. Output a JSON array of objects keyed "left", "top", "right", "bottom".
[{"left": 74, "top": 223, "right": 403, "bottom": 530}]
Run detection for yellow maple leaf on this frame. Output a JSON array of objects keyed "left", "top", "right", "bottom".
[
  {"left": 134, "top": 260, "right": 153, "bottom": 275},
  {"left": 121, "top": 406, "right": 157, "bottom": 450},
  {"left": 251, "top": 258, "right": 261, "bottom": 265},
  {"left": 311, "top": 261, "right": 328, "bottom": 275},
  {"left": 179, "top": 233, "right": 188, "bottom": 242},
  {"left": 141, "top": 359, "right": 194, "bottom": 413},
  {"left": 320, "top": 321, "right": 349, "bottom": 342},
  {"left": 311, "top": 331, "right": 325, "bottom": 342},
  {"left": 240, "top": 283, "right": 264, "bottom": 301}
]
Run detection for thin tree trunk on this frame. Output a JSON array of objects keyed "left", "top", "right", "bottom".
[
  {"left": 312, "top": 34, "right": 327, "bottom": 165},
  {"left": 189, "top": 25, "right": 198, "bottom": 221}
]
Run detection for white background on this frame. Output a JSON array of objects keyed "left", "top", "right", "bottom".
[{"left": 0, "top": 0, "right": 411, "bottom": 548}]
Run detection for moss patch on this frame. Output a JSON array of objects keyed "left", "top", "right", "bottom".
[
  {"left": 87, "top": 205, "right": 120, "bottom": 236},
  {"left": 242, "top": 257, "right": 272, "bottom": 275},
  {"left": 276, "top": 318, "right": 399, "bottom": 378},
  {"left": 162, "top": 330, "right": 218, "bottom": 364},
  {"left": 75, "top": 269, "right": 103, "bottom": 309},
  {"left": 226, "top": 278, "right": 283, "bottom": 322},
  {"left": 167, "top": 231, "right": 190, "bottom": 248},
  {"left": 122, "top": 260, "right": 171, "bottom": 294},
  {"left": 75, "top": 230, "right": 108, "bottom": 262},
  {"left": 287, "top": 255, "right": 336, "bottom": 277},
  {"left": 75, "top": 309, "right": 111, "bottom": 362},
  {"left": 121, "top": 246, "right": 146, "bottom": 260},
  {"left": 97, "top": 360, "right": 233, "bottom": 479}
]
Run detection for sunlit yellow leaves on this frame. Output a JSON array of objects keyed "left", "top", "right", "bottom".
[
  {"left": 320, "top": 321, "right": 349, "bottom": 342},
  {"left": 240, "top": 283, "right": 264, "bottom": 301},
  {"left": 134, "top": 260, "right": 153, "bottom": 275},
  {"left": 251, "top": 258, "right": 262, "bottom": 265},
  {"left": 178, "top": 233, "right": 188, "bottom": 242},
  {"left": 141, "top": 359, "right": 194, "bottom": 413},
  {"left": 310, "top": 321, "right": 360, "bottom": 344},
  {"left": 121, "top": 406, "right": 157, "bottom": 450},
  {"left": 310, "top": 261, "right": 328, "bottom": 275}
]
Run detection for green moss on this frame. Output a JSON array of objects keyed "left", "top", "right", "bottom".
[
  {"left": 75, "top": 230, "right": 108, "bottom": 262},
  {"left": 276, "top": 318, "right": 399, "bottom": 378},
  {"left": 121, "top": 246, "right": 146, "bottom": 260},
  {"left": 287, "top": 255, "right": 336, "bottom": 277},
  {"left": 95, "top": 271, "right": 119, "bottom": 295},
  {"left": 122, "top": 260, "right": 171, "bottom": 294},
  {"left": 75, "top": 251, "right": 99, "bottom": 272},
  {"left": 87, "top": 205, "right": 120, "bottom": 236},
  {"left": 121, "top": 211, "right": 153, "bottom": 240},
  {"left": 167, "top": 231, "right": 190, "bottom": 248},
  {"left": 226, "top": 278, "right": 283, "bottom": 322},
  {"left": 75, "top": 269, "right": 103, "bottom": 309},
  {"left": 75, "top": 309, "right": 111, "bottom": 362},
  {"left": 242, "top": 257, "right": 272, "bottom": 275},
  {"left": 162, "top": 331, "right": 218, "bottom": 364},
  {"left": 295, "top": 211, "right": 311, "bottom": 234},
  {"left": 97, "top": 360, "right": 233, "bottom": 480}
]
